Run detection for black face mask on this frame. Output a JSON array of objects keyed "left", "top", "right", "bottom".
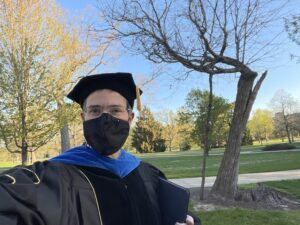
[{"left": 83, "top": 113, "right": 130, "bottom": 155}]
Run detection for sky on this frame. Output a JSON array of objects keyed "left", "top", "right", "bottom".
[{"left": 57, "top": 0, "right": 300, "bottom": 115}]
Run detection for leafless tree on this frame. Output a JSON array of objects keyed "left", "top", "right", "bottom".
[
  {"left": 200, "top": 73, "right": 213, "bottom": 200},
  {"left": 270, "top": 90, "right": 300, "bottom": 143},
  {"left": 100, "top": 0, "right": 288, "bottom": 199},
  {"left": 285, "top": 14, "right": 300, "bottom": 62}
]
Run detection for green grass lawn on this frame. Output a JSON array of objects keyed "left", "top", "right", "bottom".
[
  {"left": 0, "top": 162, "right": 17, "bottom": 173},
  {"left": 141, "top": 150, "right": 300, "bottom": 178},
  {"left": 197, "top": 208, "right": 300, "bottom": 225},
  {"left": 195, "top": 179, "right": 300, "bottom": 225},
  {"left": 261, "top": 179, "right": 300, "bottom": 200},
  {"left": 1, "top": 149, "right": 300, "bottom": 177},
  {"left": 240, "top": 179, "right": 300, "bottom": 200}
]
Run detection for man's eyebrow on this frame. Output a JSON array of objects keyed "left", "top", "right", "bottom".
[
  {"left": 87, "top": 104, "right": 101, "bottom": 108},
  {"left": 87, "top": 104, "right": 125, "bottom": 108}
]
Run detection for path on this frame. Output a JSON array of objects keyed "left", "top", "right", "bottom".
[{"left": 170, "top": 169, "right": 300, "bottom": 188}]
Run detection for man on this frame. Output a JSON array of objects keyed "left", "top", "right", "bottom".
[{"left": 0, "top": 73, "right": 201, "bottom": 225}]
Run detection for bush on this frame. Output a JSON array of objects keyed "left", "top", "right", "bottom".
[
  {"left": 241, "top": 128, "right": 253, "bottom": 146},
  {"left": 179, "top": 141, "right": 191, "bottom": 151},
  {"left": 154, "top": 139, "right": 167, "bottom": 152},
  {"left": 262, "top": 143, "right": 296, "bottom": 151}
]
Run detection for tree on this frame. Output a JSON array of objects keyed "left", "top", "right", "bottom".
[
  {"left": 179, "top": 86, "right": 232, "bottom": 200},
  {"left": 285, "top": 14, "right": 300, "bottom": 62},
  {"left": 199, "top": 73, "right": 214, "bottom": 201},
  {"left": 157, "top": 110, "right": 179, "bottom": 151},
  {"left": 132, "top": 106, "right": 166, "bottom": 153},
  {"left": 0, "top": 0, "right": 62, "bottom": 164},
  {"left": 241, "top": 127, "right": 253, "bottom": 146},
  {"left": 290, "top": 113, "right": 300, "bottom": 136},
  {"left": 0, "top": 0, "right": 109, "bottom": 164},
  {"left": 270, "top": 90, "right": 299, "bottom": 144},
  {"left": 100, "top": 0, "right": 288, "bottom": 199},
  {"left": 51, "top": 18, "right": 112, "bottom": 153},
  {"left": 248, "top": 109, "right": 274, "bottom": 144},
  {"left": 273, "top": 112, "right": 288, "bottom": 141},
  {"left": 176, "top": 107, "right": 195, "bottom": 152},
  {"left": 182, "top": 89, "right": 232, "bottom": 149}
]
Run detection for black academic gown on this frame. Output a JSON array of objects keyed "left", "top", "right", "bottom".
[
  {"left": 0, "top": 161, "right": 201, "bottom": 225},
  {"left": 77, "top": 162, "right": 163, "bottom": 225}
]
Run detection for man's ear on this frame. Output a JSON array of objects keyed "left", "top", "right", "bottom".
[{"left": 128, "top": 112, "right": 135, "bottom": 125}]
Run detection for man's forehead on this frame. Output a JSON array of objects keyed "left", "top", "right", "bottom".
[{"left": 85, "top": 89, "right": 127, "bottom": 106}]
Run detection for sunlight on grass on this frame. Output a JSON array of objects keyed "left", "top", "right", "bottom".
[
  {"left": 142, "top": 151, "right": 300, "bottom": 178},
  {"left": 197, "top": 208, "right": 300, "bottom": 225}
]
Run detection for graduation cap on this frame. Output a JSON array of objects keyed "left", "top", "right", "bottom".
[{"left": 67, "top": 72, "right": 142, "bottom": 111}]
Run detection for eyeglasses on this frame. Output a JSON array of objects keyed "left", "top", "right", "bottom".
[{"left": 84, "top": 105, "right": 132, "bottom": 118}]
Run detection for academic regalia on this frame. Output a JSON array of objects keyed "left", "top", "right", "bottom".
[
  {"left": 50, "top": 145, "right": 164, "bottom": 225},
  {"left": 66, "top": 72, "right": 142, "bottom": 109},
  {"left": 0, "top": 147, "right": 201, "bottom": 225},
  {"left": 0, "top": 146, "right": 165, "bottom": 225},
  {"left": 77, "top": 165, "right": 161, "bottom": 225}
]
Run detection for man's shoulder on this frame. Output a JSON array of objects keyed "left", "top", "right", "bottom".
[
  {"left": 138, "top": 161, "right": 166, "bottom": 179},
  {"left": 0, "top": 161, "right": 80, "bottom": 185}
]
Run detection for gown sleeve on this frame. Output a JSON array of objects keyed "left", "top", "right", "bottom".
[{"left": 0, "top": 162, "right": 70, "bottom": 225}]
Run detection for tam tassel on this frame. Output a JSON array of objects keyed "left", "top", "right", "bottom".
[{"left": 136, "top": 86, "right": 142, "bottom": 114}]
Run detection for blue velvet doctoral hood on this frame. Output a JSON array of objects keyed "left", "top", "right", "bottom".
[{"left": 49, "top": 145, "right": 141, "bottom": 178}]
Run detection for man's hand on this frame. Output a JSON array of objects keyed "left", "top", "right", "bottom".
[{"left": 175, "top": 215, "right": 194, "bottom": 225}]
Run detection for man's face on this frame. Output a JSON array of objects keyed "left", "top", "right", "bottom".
[{"left": 81, "top": 89, "right": 134, "bottom": 124}]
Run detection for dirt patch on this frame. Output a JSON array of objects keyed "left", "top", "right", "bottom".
[{"left": 190, "top": 186, "right": 300, "bottom": 211}]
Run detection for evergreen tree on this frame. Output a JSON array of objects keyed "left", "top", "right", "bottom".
[
  {"left": 241, "top": 127, "right": 253, "bottom": 146},
  {"left": 132, "top": 107, "right": 166, "bottom": 153}
]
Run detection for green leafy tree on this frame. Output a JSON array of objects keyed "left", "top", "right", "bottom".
[
  {"left": 157, "top": 110, "right": 179, "bottom": 152},
  {"left": 0, "top": 0, "right": 109, "bottom": 164},
  {"left": 132, "top": 106, "right": 166, "bottom": 153},
  {"left": 181, "top": 89, "right": 232, "bottom": 149},
  {"left": 0, "top": 0, "right": 63, "bottom": 164},
  {"left": 248, "top": 109, "right": 274, "bottom": 144},
  {"left": 176, "top": 107, "right": 196, "bottom": 149}
]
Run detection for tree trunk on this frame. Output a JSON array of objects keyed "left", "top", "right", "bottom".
[
  {"left": 283, "top": 114, "right": 292, "bottom": 143},
  {"left": 60, "top": 123, "right": 70, "bottom": 153},
  {"left": 21, "top": 96, "right": 28, "bottom": 165},
  {"left": 200, "top": 74, "right": 213, "bottom": 200},
  {"left": 21, "top": 140, "right": 28, "bottom": 165},
  {"left": 285, "top": 123, "right": 292, "bottom": 143},
  {"left": 210, "top": 70, "right": 267, "bottom": 200},
  {"left": 57, "top": 99, "right": 71, "bottom": 153}
]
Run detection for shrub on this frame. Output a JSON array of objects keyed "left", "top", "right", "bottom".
[
  {"left": 179, "top": 141, "right": 191, "bottom": 151},
  {"left": 262, "top": 143, "right": 296, "bottom": 151},
  {"left": 154, "top": 139, "right": 167, "bottom": 152},
  {"left": 241, "top": 128, "right": 253, "bottom": 146}
]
